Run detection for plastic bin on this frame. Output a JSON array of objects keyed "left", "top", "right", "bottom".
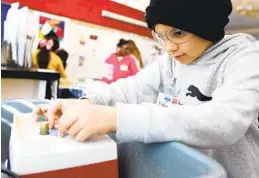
[
  {"left": 2, "top": 99, "right": 226, "bottom": 178},
  {"left": 115, "top": 140, "right": 226, "bottom": 178}
]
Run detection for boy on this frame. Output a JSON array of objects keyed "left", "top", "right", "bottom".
[{"left": 34, "top": 0, "right": 259, "bottom": 177}]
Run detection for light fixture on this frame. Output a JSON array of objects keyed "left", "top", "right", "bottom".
[
  {"left": 101, "top": 10, "right": 148, "bottom": 28},
  {"left": 236, "top": 0, "right": 259, "bottom": 18}
]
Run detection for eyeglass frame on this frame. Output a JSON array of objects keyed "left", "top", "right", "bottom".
[{"left": 152, "top": 28, "right": 193, "bottom": 45}]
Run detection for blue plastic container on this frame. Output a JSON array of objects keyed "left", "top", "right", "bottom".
[
  {"left": 113, "top": 137, "right": 227, "bottom": 178},
  {"left": 2, "top": 100, "right": 226, "bottom": 178}
]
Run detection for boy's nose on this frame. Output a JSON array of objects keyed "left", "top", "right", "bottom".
[{"left": 164, "top": 40, "right": 178, "bottom": 52}]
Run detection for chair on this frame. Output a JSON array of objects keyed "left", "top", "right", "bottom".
[{"left": 1, "top": 99, "right": 227, "bottom": 178}]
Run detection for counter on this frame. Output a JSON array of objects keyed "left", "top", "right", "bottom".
[{"left": 1, "top": 67, "right": 60, "bottom": 100}]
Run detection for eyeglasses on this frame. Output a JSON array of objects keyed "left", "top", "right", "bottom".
[{"left": 152, "top": 28, "right": 193, "bottom": 45}]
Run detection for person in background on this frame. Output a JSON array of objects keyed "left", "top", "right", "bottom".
[
  {"left": 126, "top": 40, "right": 144, "bottom": 70},
  {"left": 32, "top": 37, "right": 67, "bottom": 99},
  {"left": 115, "top": 39, "right": 128, "bottom": 54},
  {"left": 55, "top": 49, "right": 73, "bottom": 87},
  {"left": 32, "top": 37, "right": 67, "bottom": 79},
  {"left": 56, "top": 49, "right": 69, "bottom": 69},
  {"left": 101, "top": 39, "right": 138, "bottom": 84},
  {"left": 55, "top": 48, "right": 77, "bottom": 98}
]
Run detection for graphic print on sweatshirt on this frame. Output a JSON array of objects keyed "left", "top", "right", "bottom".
[{"left": 185, "top": 85, "right": 212, "bottom": 102}]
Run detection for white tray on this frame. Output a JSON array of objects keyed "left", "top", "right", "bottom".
[{"left": 10, "top": 113, "right": 117, "bottom": 175}]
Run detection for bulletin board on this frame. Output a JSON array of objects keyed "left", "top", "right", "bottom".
[
  {"left": 31, "top": 11, "right": 70, "bottom": 49},
  {"left": 38, "top": 15, "right": 65, "bottom": 41}
]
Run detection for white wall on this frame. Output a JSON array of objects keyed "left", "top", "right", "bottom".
[
  {"left": 64, "top": 20, "right": 158, "bottom": 80},
  {"left": 26, "top": 9, "right": 158, "bottom": 81}
]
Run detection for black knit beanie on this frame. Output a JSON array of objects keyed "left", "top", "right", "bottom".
[{"left": 145, "top": 0, "right": 232, "bottom": 43}]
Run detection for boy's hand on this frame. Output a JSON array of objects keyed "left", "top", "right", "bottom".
[
  {"left": 33, "top": 99, "right": 90, "bottom": 129},
  {"left": 58, "top": 103, "right": 117, "bottom": 142}
]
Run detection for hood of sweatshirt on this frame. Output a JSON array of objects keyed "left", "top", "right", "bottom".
[{"left": 189, "top": 33, "right": 259, "bottom": 66}]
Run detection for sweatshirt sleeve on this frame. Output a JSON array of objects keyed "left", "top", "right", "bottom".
[
  {"left": 117, "top": 51, "right": 259, "bottom": 149},
  {"left": 85, "top": 61, "right": 161, "bottom": 106}
]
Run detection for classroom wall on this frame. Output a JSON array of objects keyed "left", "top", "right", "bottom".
[
  {"left": 3, "top": 0, "right": 151, "bottom": 37},
  {"left": 64, "top": 20, "right": 157, "bottom": 80},
  {"left": 3, "top": 5, "right": 158, "bottom": 80}
]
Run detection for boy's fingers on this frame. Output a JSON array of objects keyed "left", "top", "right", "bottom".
[
  {"left": 54, "top": 123, "right": 60, "bottom": 129},
  {"left": 67, "top": 121, "right": 84, "bottom": 138},
  {"left": 75, "top": 129, "right": 90, "bottom": 142},
  {"left": 47, "top": 102, "right": 62, "bottom": 128},
  {"left": 32, "top": 105, "right": 49, "bottom": 121},
  {"left": 58, "top": 114, "right": 78, "bottom": 137},
  {"left": 49, "top": 119, "right": 55, "bottom": 129},
  {"left": 32, "top": 107, "right": 40, "bottom": 121},
  {"left": 49, "top": 115, "right": 61, "bottom": 129}
]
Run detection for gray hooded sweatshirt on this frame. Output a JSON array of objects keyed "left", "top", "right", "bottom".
[{"left": 85, "top": 33, "right": 259, "bottom": 178}]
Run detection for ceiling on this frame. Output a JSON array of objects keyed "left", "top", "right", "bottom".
[{"left": 112, "top": 0, "right": 259, "bottom": 34}]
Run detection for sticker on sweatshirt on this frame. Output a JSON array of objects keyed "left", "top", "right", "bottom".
[
  {"left": 156, "top": 84, "right": 181, "bottom": 107},
  {"left": 120, "top": 64, "right": 128, "bottom": 71},
  {"left": 156, "top": 92, "right": 180, "bottom": 107}
]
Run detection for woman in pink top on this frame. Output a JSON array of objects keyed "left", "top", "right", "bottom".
[{"left": 102, "top": 39, "right": 139, "bottom": 84}]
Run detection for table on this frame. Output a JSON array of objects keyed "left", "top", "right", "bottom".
[{"left": 1, "top": 68, "right": 60, "bottom": 100}]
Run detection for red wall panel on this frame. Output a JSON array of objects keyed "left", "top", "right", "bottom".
[{"left": 3, "top": 0, "right": 152, "bottom": 37}]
